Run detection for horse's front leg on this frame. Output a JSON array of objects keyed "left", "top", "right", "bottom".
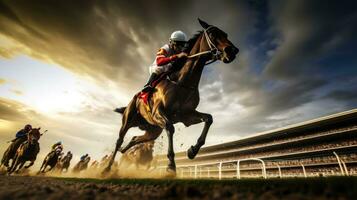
[
  {"left": 166, "top": 123, "right": 176, "bottom": 173},
  {"left": 154, "top": 106, "right": 176, "bottom": 174},
  {"left": 46, "top": 166, "right": 54, "bottom": 173},
  {"left": 15, "top": 161, "right": 25, "bottom": 173},
  {"left": 25, "top": 161, "right": 34, "bottom": 168},
  {"left": 8, "top": 154, "right": 19, "bottom": 174},
  {"left": 182, "top": 111, "right": 213, "bottom": 159}
]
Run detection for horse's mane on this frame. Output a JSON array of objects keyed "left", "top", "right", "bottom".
[
  {"left": 184, "top": 31, "right": 203, "bottom": 54},
  {"left": 170, "top": 31, "right": 202, "bottom": 74}
]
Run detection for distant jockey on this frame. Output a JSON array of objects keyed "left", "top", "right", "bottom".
[
  {"left": 51, "top": 141, "right": 63, "bottom": 153},
  {"left": 142, "top": 30, "right": 188, "bottom": 92},
  {"left": 15, "top": 124, "right": 32, "bottom": 139},
  {"left": 80, "top": 154, "right": 89, "bottom": 161}
]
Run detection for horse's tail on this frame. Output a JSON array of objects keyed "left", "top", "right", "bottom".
[{"left": 114, "top": 107, "right": 126, "bottom": 114}]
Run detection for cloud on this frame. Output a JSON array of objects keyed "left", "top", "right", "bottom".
[
  {"left": 324, "top": 89, "right": 357, "bottom": 102},
  {"left": 0, "top": 78, "right": 6, "bottom": 85},
  {"left": 0, "top": 97, "right": 39, "bottom": 122},
  {"left": 265, "top": 0, "right": 357, "bottom": 79},
  {"left": 0, "top": 0, "right": 356, "bottom": 150},
  {"left": 0, "top": 0, "right": 254, "bottom": 93}
]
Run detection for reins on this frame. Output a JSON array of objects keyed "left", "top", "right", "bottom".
[{"left": 187, "top": 26, "right": 222, "bottom": 65}]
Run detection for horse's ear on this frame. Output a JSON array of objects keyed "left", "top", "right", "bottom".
[
  {"left": 198, "top": 18, "right": 210, "bottom": 29},
  {"left": 38, "top": 127, "right": 41, "bottom": 130}
]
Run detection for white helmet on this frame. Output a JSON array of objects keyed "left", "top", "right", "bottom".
[{"left": 170, "top": 30, "right": 187, "bottom": 42}]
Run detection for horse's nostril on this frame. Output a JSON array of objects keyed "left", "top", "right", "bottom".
[
  {"left": 224, "top": 46, "right": 232, "bottom": 55},
  {"left": 224, "top": 46, "right": 239, "bottom": 56},
  {"left": 233, "top": 47, "right": 239, "bottom": 55}
]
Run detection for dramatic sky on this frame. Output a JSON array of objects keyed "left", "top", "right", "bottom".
[{"left": 0, "top": 0, "right": 356, "bottom": 164}]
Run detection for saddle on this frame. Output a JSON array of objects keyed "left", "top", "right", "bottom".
[{"left": 138, "top": 72, "right": 169, "bottom": 105}]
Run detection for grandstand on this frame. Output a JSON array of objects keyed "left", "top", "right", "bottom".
[{"left": 156, "top": 109, "right": 357, "bottom": 179}]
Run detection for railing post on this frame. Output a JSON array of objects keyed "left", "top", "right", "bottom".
[
  {"left": 207, "top": 167, "right": 210, "bottom": 178},
  {"left": 333, "top": 151, "right": 345, "bottom": 176},
  {"left": 261, "top": 160, "right": 267, "bottom": 179},
  {"left": 342, "top": 161, "right": 349, "bottom": 176},
  {"left": 189, "top": 167, "right": 192, "bottom": 178},
  {"left": 199, "top": 166, "right": 202, "bottom": 178},
  {"left": 236, "top": 160, "right": 240, "bottom": 179},
  {"left": 180, "top": 168, "right": 184, "bottom": 178},
  {"left": 300, "top": 162, "right": 307, "bottom": 178},
  {"left": 218, "top": 162, "right": 222, "bottom": 180},
  {"left": 194, "top": 165, "right": 197, "bottom": 179},
  {"left": 277, "top": 164, "right": 282, "bottom": 178}
]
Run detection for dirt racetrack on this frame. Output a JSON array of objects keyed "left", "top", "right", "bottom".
[{"left": 0, "top": 175, "right": 356, "bottom": 200}]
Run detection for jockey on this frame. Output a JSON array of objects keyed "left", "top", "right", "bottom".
[
  {"left": 15, "top": 124, "right": 32, "bottom": 139},
  {"left": 80, "top": 153, "right": 89, "bottom": 161},
  {"left": 51, "top": 141, "right": 63, "bottom": 153},
  {"left": 142, "top": 30, "right": 188, "bottom": 92}
]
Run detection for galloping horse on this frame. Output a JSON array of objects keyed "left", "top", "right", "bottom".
[
  {"left": 8, "top": 128, "right": 42, "bottom": 174},
  {"left": 105, "top": 19, "right": 239, "bottom": 174},
  {"left": 38, "top": 148, "right": 63, "bottom": 173},
  {"left": 72, "top": 156, "right": 91, "bottom": 173},
  {"left": 56, "top": 152, "right": 73, "bottom": 173}
]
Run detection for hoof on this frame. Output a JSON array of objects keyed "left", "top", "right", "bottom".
[
  {"left": 119, "top": 147, "right": 126, "bottom": 154},
  {"left": 187, "top": 146, "right": 197, "bottom": 159},
  {"left": 165, "top": 167, "right": 176, "bottom": 178}
]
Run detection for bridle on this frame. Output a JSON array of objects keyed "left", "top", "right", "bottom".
[{"left": 187, "top": 26, "right": 223, "bottom": 65}]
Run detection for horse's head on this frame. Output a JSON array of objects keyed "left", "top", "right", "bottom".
[
  {"left": 198, "top": 18, "right": 239, "bottom": 63},
  {"left": 28, "top": 128, "right": 42, "bottom": 143}
]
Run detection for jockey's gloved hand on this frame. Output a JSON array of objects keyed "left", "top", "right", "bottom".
[{"left": 177, "top": 52, "right": 188, "bottom": 59}]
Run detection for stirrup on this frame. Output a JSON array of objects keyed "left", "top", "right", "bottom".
[{"left": 142, "top": 85, "right": 153, "bottom": 92}]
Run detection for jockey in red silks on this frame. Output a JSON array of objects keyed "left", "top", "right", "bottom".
[{"left": 142, "top": 30, "right": 188, "bottom": 92}]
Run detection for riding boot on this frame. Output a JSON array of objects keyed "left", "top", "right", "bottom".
[{"left": 142, "top": 73, "right": 158, "bottom": 92}]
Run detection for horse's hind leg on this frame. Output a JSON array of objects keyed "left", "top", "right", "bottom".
[
  {"left": 182, "top": 111, "right": 213, "bottom": 159},
  {"left": 104, "top": 124, "right": 130, "bottom": 173},
  {"left": 104, "top": 99, "right": 138, "bottom": 173},
  {"left": 120, "top": 127, "right": 162, "bottom": 153}
]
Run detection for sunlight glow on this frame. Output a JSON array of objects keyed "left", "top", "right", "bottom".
[{"left": 0, "top": 55, "right": 90, "bottom": 114}]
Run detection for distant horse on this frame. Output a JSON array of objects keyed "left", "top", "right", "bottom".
[
  {"left": 8, "top": 128, "right": 42, "bottom": 174},
  {"left": 90, "top": 160, "right": 99, "bottom": 169},
  {"left": 118, "top": 141, "right": 155, "bottom": 170},
  {"left": 56, "top": 152, "right": 73, "bottom": 173},
  {"left": 72, "top": 157, "right": 91, "bottom": 173},
  {"left": 99, "top": 154, "right": 110, "bottom": 168},
  {"left": 105, "top": 18, "right": 239, "bottom": 175},
  {"left": 39, "top": 148, "right": 63, "bottom": 173}
]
